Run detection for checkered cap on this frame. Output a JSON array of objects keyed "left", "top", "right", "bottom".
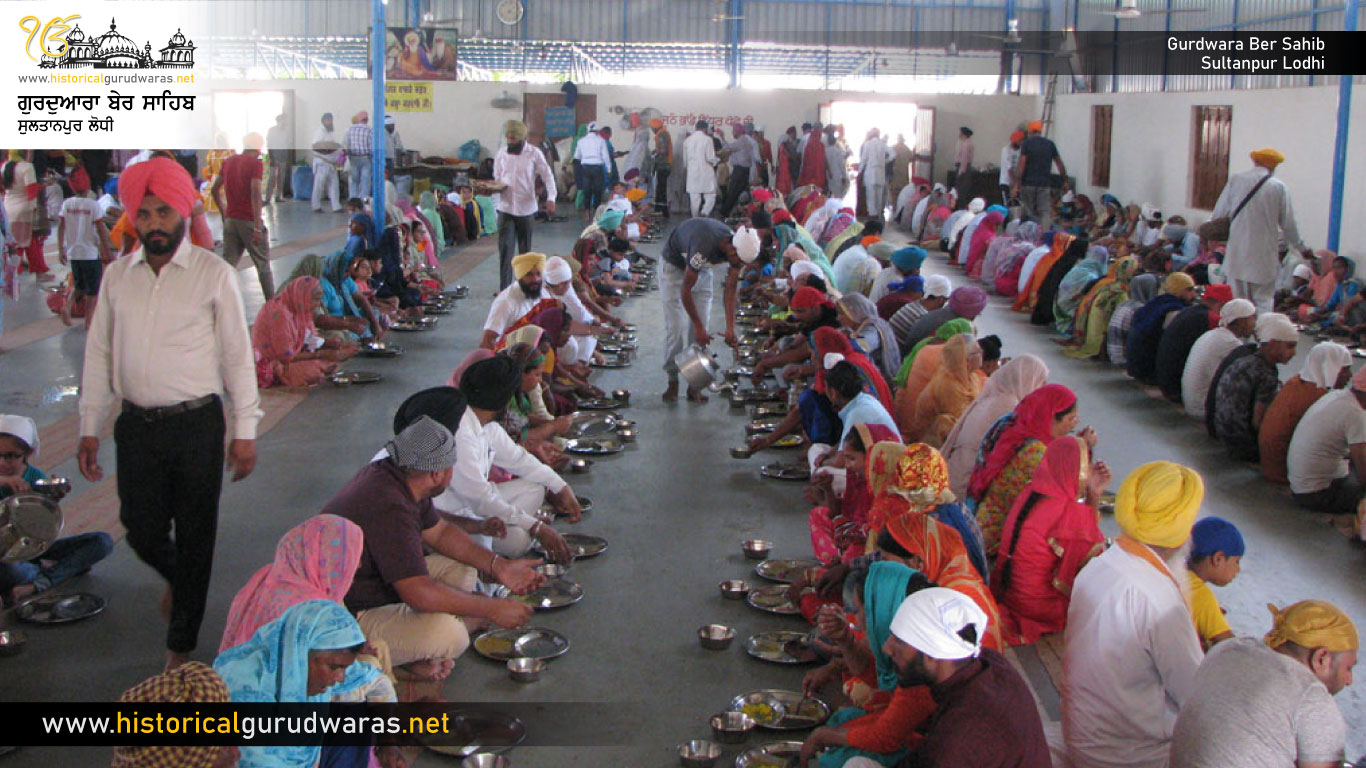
[
  {"left": 385, "top": 415, "right": 458, "bottom": 471},
  {"left": 111, "top": 662, "right": 229, "bottom": 768}
]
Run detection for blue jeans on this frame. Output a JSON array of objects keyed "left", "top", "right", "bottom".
[
  {"left": 0, "top": 532, "right": 114, "bottom": 595},
  {"left": 347, "top": 155, "right": 372, "bottom": 199}
]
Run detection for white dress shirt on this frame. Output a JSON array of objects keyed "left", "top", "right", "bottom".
[
  {"left": 573, "top": 132, "right": 611, "bottom": 167},
  {"left": 483, "top": 283, "right": 546, "bottom": 335},
  {"left": 1181, "top": 327, "right": 1243, "bottom": 419},
  {"left": 493, "top": 144, "right": 556, "bottom": 218},
  {"left": 79, "top": 239, "right": 262, "bottom": 439},
  {"left": 1213, "top": 166, "right": 1306, "bottom": 285},
  {"left": 435, "top": 409, "right": 567, "bottom": 531},
  {"left": 683, "top": 131, "right": 719, "bottom": 194},
  {"left": 1063, "top": 545, "right": 1204, "bottom": 768},
  {"left": 1000, "top": 144, "right": 1021, "bottom": 186},
  {"left": 858, "top": 137, "right": 891, "bottom": 187}
]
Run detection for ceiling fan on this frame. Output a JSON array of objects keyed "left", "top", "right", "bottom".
[
  {"left": 972, "top": 18, "right": 1057, "bottom": 55},
  {"left": 1088, "top": 0, "right": 1207, "bottom": 20}
]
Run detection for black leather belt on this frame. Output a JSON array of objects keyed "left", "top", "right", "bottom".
[{"left": 122, "top": 394, "right": 219, "bottom": 422}]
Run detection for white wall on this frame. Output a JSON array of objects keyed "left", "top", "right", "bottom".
[
  {"left": 1051, "top": 86, "right": 1366, "bottom": 259},
  {"left": 227, "top": 79, "right": 1040, "bottom": 189}
]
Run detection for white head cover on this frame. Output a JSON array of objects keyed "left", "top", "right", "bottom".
[
  {"left": 543, "top": 256, "right": 573, "bottom": 285},
  {"left": 0, "top": 414, "right": 39, "bottom": 459},
  {"left": 968, "top": 198, "right": 986, "bottom": 214},
  {"left": 732, "top": 226, "right": 761, "bottom": 264},
  {"left": 1061, "top": 190, "right": 1075, "bottom": 204},
  {"left": 1255, "top": 312, "right": 1299, "bottom": 343},
  {"left": 1293, "top": 263, "right": 1315, "bottom": 281},
  {"left": 1141, "top": 203, "right": 1161, "bottom": 221},
  {"left": 586, "top": 121, "right": 598, "bottom": 132},
  {"left": 924, "top": 274, "right": 952, "bottom": 298},
  {"left": 932, "top": 183, "right": 946, "bottom": 193},
  {"left": 890, "top": 586, "right": 988, "bottom": 660},
  {"left": 1218, "top": 298, "right": 1256, "bottom": 327},
  {"left": 626, "top": 222, "right": 641, "bottom": 240},
  {"left": 790, "top": 261, "right": 821, "bottom": 283},
  {"left": 823, "top": 353, "right": 846, "bottom": 370},
  {"left": 1302, "top": 342, "right": 1352, "bottom": 388}
]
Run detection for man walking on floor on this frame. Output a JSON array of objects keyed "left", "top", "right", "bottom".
[
  {"left": 1012, "top": 120, "right": 1068, "bottom": 231},
  {"left": 78, "top": 157, "right": 261, "bottom": 672},
  {"left": 683, "top": 120, "right": 718, "bottom": 219},
  {"left": 343, "top": 110, "right": 373, "bottom": 200},
  {"left": 492, "top": 120, "right": 556, "bottom": 290},
  {"left": 1214, "top": 148, "right": 1314, "bottom": 312},
  {"left": 310, "top": 112, "right": 343, "bottom": 213},
  {"left": 211, "top": 132, "right": 275, "bottom": 300},
  {"left": 858, "top": 127, "right": 892, "bottom": 221},
  {"left": 264, "top": 113, "right": 290, "bottom": 204},
  {"left": 716, "top": 123, "right": 758, "bottom": 219}
]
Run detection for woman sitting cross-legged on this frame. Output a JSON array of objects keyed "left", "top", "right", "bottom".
[{"left": 252, "top": 277, "right": 356, "bottom": 388}]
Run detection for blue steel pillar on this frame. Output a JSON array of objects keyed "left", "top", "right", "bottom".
[
  {"left": 371, "top": 0, "right": 387, "bottom": 243},
  {"left": 1327, "top": 0, "right": 1358, "bottom": 252}
]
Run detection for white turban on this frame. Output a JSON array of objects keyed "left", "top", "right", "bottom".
[
  {"left": 543, "top": 256, "right": 573, "bottom": 285},
  {"left": 1141, "top": 203, "right": 1162, "bottom": 221},
  {"left": 1255, "top": 312, "right": 1299, "bottom": 344},
  {"left": 968, "top": 198, "right": 986, "bottom": 214},
  {"left": 790, "top": 261, "right": 821, "bottom": 283},
  {"left": 924, "top": 274, "right": 952, "bottom": 298},
  {"left": 1302, "top": 342, "right": 1352, "bottom": 389},
  {"left": 1218, "top": 299, "right": 1256, "bottom": 327},
  {"left": 932, "top": 183, "right": 946, "bottom": 193},
  {"left": 1293, "top": 263, "right": 1315, "bottom": 281},
  {"left": 733, "top": 225, "right": 761, "bottom": 264},
  {"left": 890, "top": 587, "right": 988, "bottom": 660},
  {"left": 0, "top": 414, "right": 39, "bottom": 458},
  {"left": 823, "top": 353, "right": 845, "bottom": 370}
]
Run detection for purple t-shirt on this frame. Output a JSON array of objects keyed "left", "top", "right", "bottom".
[{"left": 324, "top": 458, "right": 439, "bottom": 612}]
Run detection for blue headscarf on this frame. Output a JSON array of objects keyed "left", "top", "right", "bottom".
[
  {"left": 215, "top": 600, "right": 382, "bottom": 768},
  {"left": 596, "top": 208, "right": 624, "bottom": 233},
  {"left": 986, "top": 204, "right": 1009, "bottom": 217},
  {"left": 864, "top": 561, "right": 917, "bottom": 692},
  {"left": 350, "top": 211, "right": 376, "bottom": 249},
  {"left": 322, "top": 250, "right": 363, "bottom": 319}
]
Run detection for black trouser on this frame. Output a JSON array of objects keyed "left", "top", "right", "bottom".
[
  {"left": 718, "top": 164, "right": 751, "bottom": 218},
  {"left": 497, "top": 211, "right": 533, "bottom": 289},
  {"left": 654, "top": 165, "right": 671, "bottom": 213},
  {"left": 115, "top": 398, "right": 225, "bottom": 653},
  {"left": 581, "top": 165, "right": 606, "bottom": 212}
]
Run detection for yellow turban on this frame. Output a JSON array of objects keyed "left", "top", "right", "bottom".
[
  {"left": 1163, "top": 272, "right": 1195, "bottom": 294},
  {"left": 1265, "top": 600, "right": 1359, "bottom": 652},
  {"left": 1250, "top": 148, "right": 1285, "bottom": 168},
  {"left": 1114, "top": 461, "right": 1203, "bottom": 548},
  {"left": 512, "top": 251, "right": 546, "bottom": 279},
  {"left": 625, "top": 188, "right": 647, "bottom": 203},
  {"left": 504, "top": 120, "right": 528, "bottom": 141}
]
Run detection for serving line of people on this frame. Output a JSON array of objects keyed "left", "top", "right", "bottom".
[{"left": 670, "top": 171, "right": 1361, "bottom": 768}]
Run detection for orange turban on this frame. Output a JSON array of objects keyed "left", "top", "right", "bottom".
[
  {"left": 1010, "top": 130, "right": 1025, "bottom": 143},
  {"left": 118, "top": 156, "right": 198, "bottom": 220},
  {"left": 1251, "top": 148, "right": 1285, "bottom": 168},
  {"left": 625, "top": 188, "right": 647, "bottom": 203},
  {"left": 649, "top": 118, "right": 664, "bottom": 129},
  {"left": 1027, "top": 120, "right": 1043, "bottom": 133}
]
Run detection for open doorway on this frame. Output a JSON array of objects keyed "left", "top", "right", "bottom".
[
  {"left": 818, "top": 100, "right": 920, "bottom": 206},
  {"left": 211, "top": 90, "right": 293, "bottom": 152}
]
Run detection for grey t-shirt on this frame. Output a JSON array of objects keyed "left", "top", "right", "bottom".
[
  {"left": 1170, "top": 637, "right": 1346, "bottom": 768},
  {"left": 662, "top": 217, "right": 734, "bottom": 272}
]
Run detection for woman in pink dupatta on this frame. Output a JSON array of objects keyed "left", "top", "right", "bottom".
[
  {"left": 808, "top": 423, "right": 901, "bottom": 564},
  {"left": 963, "top": 210, "right": 1004, "bottom": 280},
  {"left": 251, "top": 277, "right": 340, "bottom": 387},
  {"left": 219, "top": 514, "right": 364, "bottom": 652},
  {"left": 1299, "top": 249, "right": 1340, "bottom": 321}
]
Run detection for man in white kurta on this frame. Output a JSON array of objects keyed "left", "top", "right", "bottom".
[
  {"left": 1213, "top": 148, "right": 1313, "bottom": 312},
  {"left": 310, "top": 113, "right": 342, "bottom": 212},
  {"left": 683, "top": 121, "right": 718, "bottom": 218},
  {"left": 1063, "top": 461, "right": 1206, "bottom": 768},
  {"left": 858, "top": 129, "right": 893, "bottom": 221}
]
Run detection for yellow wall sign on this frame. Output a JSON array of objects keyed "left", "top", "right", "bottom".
[{"left": 384, "top": 82, "right": 432, "bottom": 112}]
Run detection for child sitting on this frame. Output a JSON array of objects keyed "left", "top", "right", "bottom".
[
  {"left": 0, "top": 415, "right": 113, "bottom": 606},
  {"left": 1187, "top": 516, "right": 1244, "bottom": 650}
]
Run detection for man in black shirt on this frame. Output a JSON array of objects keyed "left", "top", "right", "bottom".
[{"left": 1011, "top": 120, "right": 1068, "bottom": 230}]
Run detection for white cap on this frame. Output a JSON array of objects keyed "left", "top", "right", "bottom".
[
  {"left": 1293, "top": 263, "right": 1315, "bottom": 281},
  {"left": 1218, "top": 298, "right": 1256, "bottom": 327},
  {"left": 1255, "top": 312, "right": 1299, "bottom": 343},
  {"left": 586, "top": 121, "right": 599, "bottom": 132},
  {"left": 790, "top": 262, "right": 821, "bottom": 284},
  {"left": 543, "top": 256, "right": 573, "bottom": 285},
  {"left": 0, "top": 414, "right": 39, "bottom": 459},
  {"left": 732, "top": 225, "right": 761, "bottom": 264},
  {"left": 889, "top": 587, "right": 988, "bottom": 660},
  {"left": 968, "top": 198, "right": 986, "bottom": 214},
  {"left": 924, "top": 274, "right": 952, "bottom": 297},
  {"left": 823, "top": 353, "right": 845, "bottom": 370}
]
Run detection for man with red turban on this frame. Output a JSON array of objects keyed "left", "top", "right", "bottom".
[{"left": 78, "top": 155, "right": 261, "bottom": 672}]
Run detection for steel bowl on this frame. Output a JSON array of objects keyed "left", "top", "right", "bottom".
[
  {"left": 698, "top": 624, "right": 736, "bottom": 651},
  {"left": 0, "top": 630, "right": 26, "bottom": 657},
  {"left": 534, "top": 563, "right": 569, "bottom": 580},
  {"left": 616, "top": 428, "right": 637, "bottom": 443},
  {"left": 613, "top": 419, "right": 636, "bottom": 430},
  {"left": 610, "top": 389, "right": 631, "bottom": 405},
  {"left": 719, "top": 580, "right": 751, "bottom": 600},
  {"left": 709, "top": 712, "right": 755, "bottom": 744},
  {"left": 506, "top": 657, "right": 545, "bottom": 683},
  {"left": 30, "top": 477, "right": 71, "bottom": 498},
  {"left": 461, "top": 755, "right": 509, "bottom": 768},
  {"left": 730, "top": 446, "right": 753, "bottom": 460},
  {"left": 567, "top": 458, "right": 592, "bottom": 474},
  {"left": 742, "top": 539, "right": 773, "bottom": 560},
  {"left": 677, "top": 739, "right": 722, "bottom": 768}
]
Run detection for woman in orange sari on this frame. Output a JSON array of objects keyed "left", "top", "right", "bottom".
[
  {"left": 906, "top": 334, "right": 984, "bottom": 447},
  {"left": 1012, "top": 232, "right": 1074, "bottom": 313},
  {"left": 866, "top": 443, "right": 988, "bottom": 580},
  {"left": 991, "top": 436, "right": 1109, "bottom": 645},
  {"left": 883, "top": 510, "right": 1004, "bottom": 651}
]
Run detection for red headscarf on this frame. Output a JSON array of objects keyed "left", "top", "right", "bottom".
[
  {"left": 792, "top": 285, "right": 832, "bottom": 310},
  {"left": 813, "top": 326, "right": 893, "bottom": 410},
  {"left": 967, "top": 384, "right": 1077, "bottom": 500},
  {"left": 118, "top": 156, "right": 198, "bottom": 220},
  {"left": 993, "top": 435, "right": 1093, "bottom": 587}
]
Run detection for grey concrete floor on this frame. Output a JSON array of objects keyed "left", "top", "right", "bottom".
[{"left": 2, "top": 207, "right": 1364, "bottom": 766}]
